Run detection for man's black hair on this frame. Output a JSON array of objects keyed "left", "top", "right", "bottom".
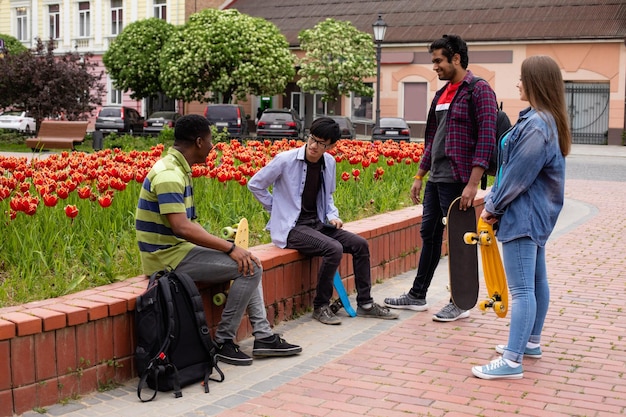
[
  {"left": 429, "top": 34, "right": 469, "bottom": 69},
  {"left": 174, "top": 114, "right": 211, "bottom": 144},
  {"left": 309, "top": 116, "right": 341, "bottom": 143}
]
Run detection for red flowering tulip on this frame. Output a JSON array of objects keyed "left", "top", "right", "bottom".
[
  {"left": 98, "top": 193, "right": 113, "bottom": 208},
  {"left": 24, "top": 203, "right": 38, "bottom": 216},
  {"left": 352, "top": 169, "right": 361, "bottom": 179},
  {"left": 341, "top": 172, "right": 350, "bottom": 182},
  {"left": 77, "top": 186, "right": 92, "bottom": 199},
  {"left": 57, "top": 185, "right": 69, "bottom": 199},
  {"left": 64, "top": 205, "right": 79, "bottom": 219},
  {"left": 43, "top": 193, "right": 58, "bottom": 207}
]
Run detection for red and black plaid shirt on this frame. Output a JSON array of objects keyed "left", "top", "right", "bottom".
[{"left": 420, "top": 71, "right": 498, "bottom": 183}]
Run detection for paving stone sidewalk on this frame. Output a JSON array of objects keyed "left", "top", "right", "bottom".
[{"left": 15, "top": 145, "right": 626, "bottom": 417}]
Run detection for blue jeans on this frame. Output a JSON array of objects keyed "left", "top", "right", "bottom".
[
  {"left": 410, "top": 181, "right": 466, "bottom": 298},
  {"left": 286, "top": 221, "right": 373, "bottom": 309},
  {"left": 501, "top": 237, "right": 550, "bottom": 363},
  {"left": 175, "top": 246, "right": 273, "bottom": 343}
]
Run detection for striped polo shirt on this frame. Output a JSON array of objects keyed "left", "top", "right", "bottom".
[{"left": 135, "top": 147, "right": 195, "bottom": 275}]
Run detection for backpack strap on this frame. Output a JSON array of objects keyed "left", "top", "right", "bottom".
[
  {"left": 137, "top": 273, "right": 183, "bottom": 402},
  {"left": 465, "top": 77, "right": 493, "bottom": 190},
  {"left": 173, "top": 272, "right": 225, "bottom": 391}
]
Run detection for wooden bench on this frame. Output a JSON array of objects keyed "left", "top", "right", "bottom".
[{"left": 25, "top": 120, "right": 89, "bottom": 150}]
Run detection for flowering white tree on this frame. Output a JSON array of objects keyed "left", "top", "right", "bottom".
[
  {"left": 103, "top": 18, "right": 175, "bottom": 100},
  {"left": 160, "top": 9, "right": 295, "bottom": 103},
  {"left": 297, "top": 18, "right": 376, "bottom": 103}
]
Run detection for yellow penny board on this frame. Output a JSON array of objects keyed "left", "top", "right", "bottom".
[
  {"left": 464, "top": 218, "right": 508, "bottom": 318},
  {"left": 213, "top": 218, "right": 249, "bottom": 305}
]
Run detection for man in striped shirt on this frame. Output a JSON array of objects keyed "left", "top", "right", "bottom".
[{"left": 135, "top": 114, "right": 301, "bottom": 366}]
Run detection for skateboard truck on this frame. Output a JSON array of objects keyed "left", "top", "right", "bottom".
[{"left": 478, "top": 293, "right": 506, "bottom": 314}]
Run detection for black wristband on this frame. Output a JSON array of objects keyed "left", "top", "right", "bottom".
[{"left": 225, "top": 241, "right": 236, "bottom": 255}]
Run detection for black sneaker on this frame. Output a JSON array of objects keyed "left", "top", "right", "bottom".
[
  {"left": 214, "top": 339, "right": 252, "bottom": 366},
  {"left": 252, "top": 334, "right": 302, "bottom": 357},
  {"left": 312, "top": 305, "right": 342, "bottom": 325}
]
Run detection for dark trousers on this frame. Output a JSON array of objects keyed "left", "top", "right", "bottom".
[
  {"left": 410, "top": 181, "right": 466, "bottom": 299},
  {"left": 286, "top": 221, "right": 373, "bottom": 309}
]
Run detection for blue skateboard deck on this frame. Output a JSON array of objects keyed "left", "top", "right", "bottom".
[{"left": 330, "top": 271, "right": 357, "bottom": 317}]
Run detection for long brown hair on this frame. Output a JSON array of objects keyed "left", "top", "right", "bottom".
[{"left": 521, "top": 55, "right": 571, "bottom": 156}]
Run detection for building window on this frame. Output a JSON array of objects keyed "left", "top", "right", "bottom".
[
  {"left": 111, "top": 0, "right": 123, "bottom": 36},
  {"left": 16, "top": 7, "right": 29, "bottom": 41},
  {"left": 109, "top": 79, "right": 123, "bottom": 105},
  {"left": 154, "top": 0, "right": 167, "bottom": 20},
  {"left": 78, "top": 1, "right": 90, "bottom": 37},
  {"left": 351, "top": 83, "right": 373, "bottom": 120},
  {"left": 48, "top": 5, "right": 60, "bottom": 40}
]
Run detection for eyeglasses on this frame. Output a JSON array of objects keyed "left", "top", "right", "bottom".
[{"left": 308, "top": 135, "right": 331, "bottom": 150}]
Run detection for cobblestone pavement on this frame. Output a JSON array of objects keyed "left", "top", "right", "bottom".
[{"left": 13, "top": 144, "right": 626, "bottom": 417}]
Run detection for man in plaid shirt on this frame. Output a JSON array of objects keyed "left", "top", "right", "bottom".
[{"left": 384, "top": 34, "right": 498, "bottom": 321}]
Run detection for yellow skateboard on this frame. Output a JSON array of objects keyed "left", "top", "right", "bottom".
[
  {"left": 463, "top": 218, "right": 508, "bottom": 318},
  {"left": 213, "top": 218, "right": 249, "bottom": 306}
]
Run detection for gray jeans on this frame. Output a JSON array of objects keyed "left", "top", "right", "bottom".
[{"left": 174, "top": 246, "right": 273, "bottom": 343}]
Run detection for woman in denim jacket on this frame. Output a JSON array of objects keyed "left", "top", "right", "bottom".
[{"left": 472, "top": 55, "right": 571, "bottom": 379}]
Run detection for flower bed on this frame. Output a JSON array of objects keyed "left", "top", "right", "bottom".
[{"left": 0, "top": 139, "right": 424, "bottom": 307}]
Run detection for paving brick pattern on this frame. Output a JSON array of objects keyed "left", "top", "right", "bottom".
[
  {"left": 16, "top": 145, "right": 626, "bottom": 417},
  {"left": 217, "top": 179, "right": 626, "bottom": 417}
]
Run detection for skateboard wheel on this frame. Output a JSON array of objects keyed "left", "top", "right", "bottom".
[
  {"left": 442, "top": 217, "right": 447, "bottom": 226},
  {"left": 493, "top": 301, "right": 505, "bottom": 313},
  {"left": 463, "top": 232, "right": 478, "bottom": 245},
  {"left": 479, "top": 233, "right": 492, "bottom": 246},
  {"left": 221, "top": 226, "right": 236, "bottom": 239},
  {"left": 213, "top": 293, "right": 226, "bottom": 306},
  {"left": 478, "top": 300, "right": 488, "bottom": 311}
]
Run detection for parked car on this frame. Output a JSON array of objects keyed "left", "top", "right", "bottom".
[
  {"left": 143, "top": 111, "right": 182, "bottom": 136},
  {"left": 95, "top": 106, "right": 144, "bottom": 135},
  {"left": 256, "top": 109, "right": 304, "bottom": 139},
  {"left": 328, "top": 115, "right": 356, "bottom": 139},
  {"left": 0, "top": 110, "right": 35, "bottom": 133},
  {"left": 204, "top": 104, "right": 249, "bottom": 139},
  {"left": 372, "top": 117, "right": 411, "bottom": 141}
]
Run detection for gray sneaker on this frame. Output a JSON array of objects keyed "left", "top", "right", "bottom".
[
  {"left": 313, "top": 305, "right": 341, "bottom": 325},
  {"left": 384, "top": 293, "right": 428, "bottom": 311},
  {"left": 357, "top": 302, "right": 399, "bottom": 319},
  {"left": 432, "top": 302, "right": 470, "bottom": 322}
]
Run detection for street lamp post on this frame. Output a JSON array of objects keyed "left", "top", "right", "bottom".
[{"left": 373, "top": 14, "right": 387, "bottom": 130}]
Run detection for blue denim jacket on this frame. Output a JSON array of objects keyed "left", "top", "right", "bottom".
[
  {"left": 248, "top": 146, "right": 340, "bottom": 248},
  {"left": 485, "top": 107, "right": 566, "bottom": 246}
]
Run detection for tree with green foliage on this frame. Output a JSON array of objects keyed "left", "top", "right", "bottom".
[
  {"left": 102, "top": 18, "right": 175, "bottom": 100},
  {"left": 0, "top": 38, "right": 105, "bottom": 131},
  {"left": 297, "top": 18, "right": 376, "bottom": 104},
  {"left": 160, "top": 9, "right": 295, "bottom": 103},
  {"left": 0, "top": 34, "right": 28, "bottom": 56}
]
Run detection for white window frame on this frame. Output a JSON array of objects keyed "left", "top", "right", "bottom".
[
  {"left": 350, "top": 83, "right": 373, "bottom": 121},
  {"left": 108, "top": 79, "right": 123, "bottom": 105},
  {"left": 313, "top": 92, "right": 327, "bottom": 120},
  {"left": 78, "top": 1, "right": 90, "bottom": 38},
  {"left": 16, "top": 7, "right": 29, "bottom": 42},
  {"left": 110, "top": 0, "right": 123, "bottom": 36},
  {"left": 48, "top": 4, "right": 60, "bottom": 40},
  {"left": 153, "top": 0, "right": 167, "bottom": 20}
]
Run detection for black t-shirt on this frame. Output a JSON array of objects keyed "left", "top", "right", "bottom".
[{"left": 297, "top": 157, "right": 322, "bottom": 225}]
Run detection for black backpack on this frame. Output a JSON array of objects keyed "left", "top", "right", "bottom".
[
  {"left": 466, "top": 77, "right": 512, "bottom": 188},
  {"left": 135, "top": 269, "right": 224, "bottom": 402}
]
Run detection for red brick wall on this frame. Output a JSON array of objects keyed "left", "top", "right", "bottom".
[{"left": 0, "top": 195, "right": 486, "bottom": 416}]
